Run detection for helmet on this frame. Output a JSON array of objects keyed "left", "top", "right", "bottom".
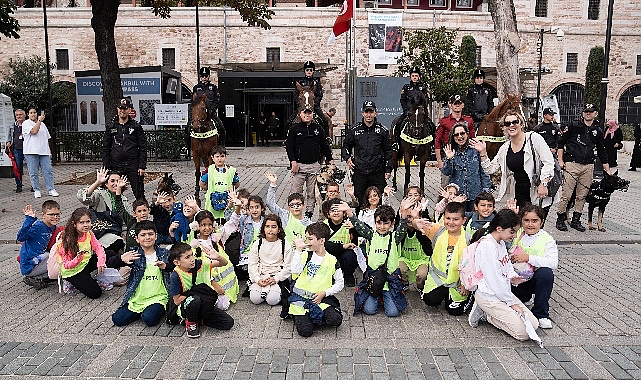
[
  {"left": 303, "top": 61, "right": 315, "bottom": 70},
  {"left": 473, "top": 69, "right": 485, "bottom": 79},
  {"left": 199, "top": 67, "right": 211, "bottom": 77},
  {"left": 410, "top": 66, "right": 421, "bottom": 75}
]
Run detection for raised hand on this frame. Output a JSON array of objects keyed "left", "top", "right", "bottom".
[
  {"left": 383, "top": 186, "right": 395, "bottom": 197},
  {"left": 452, "top": 194, "right": 467, "bottom": 203},
  {"left": 332, "top": 201, "right": 351, "bottom": 213},
  {"left": 156, "top": 191, "right": 168, "bottom": 206},
  {"left": 116, "top": 176, "right": 128, "bottom": 189},
  {"left": 95, "top": 167, "right": 109, "bottom": 184},
  {"left": 443, "top": 144, "right": 455, "bottom": 159},
  {"left": 23, "top": 205, "right": 36, "bottom": 218},
  {"left": 345, "top": 183, "right": 354, "bottom": 197},
  {"left": 412, "top": 218, "right": 432, "bottom": 232},
  {"left": 506, "top": 199, "right": 519, "bottom": 214},
  {"left": 264, "top": 170, "right": 278, "bottom": 185},
  {"left": 469, "top": 138, "right": 487, "bottom": 155},
  {"left": 438, "top": 187, "right": 449, "bottom": 200},
  {"left": 184, "top": 195, "right": 199, "bottom": 210},
  {"left": 121, "top": 249, "right": 141, "bottom": 264},
  {"left": 293, "top": 238, "right": 306, "bottom": 252}
]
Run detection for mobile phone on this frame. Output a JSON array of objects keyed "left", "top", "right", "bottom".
[{"left": 40, "top": 110, "right": 45, "bottom": 116}]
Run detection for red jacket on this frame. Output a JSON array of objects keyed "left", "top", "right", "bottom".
[{"left": 435, "top": 114, "right": 475, "bottom": 151}]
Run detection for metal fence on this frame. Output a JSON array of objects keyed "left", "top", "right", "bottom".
[{"left": 57, "top": 129, "right": 190, "bottom": 162}]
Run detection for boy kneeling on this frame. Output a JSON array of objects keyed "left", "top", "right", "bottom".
[{"left": 289, "top": 223, "right": 344, "bottom": 337}]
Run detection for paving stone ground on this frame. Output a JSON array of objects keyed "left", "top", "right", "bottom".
[{"left": 0, "top": 148, "right": 639, "bottom": 379}]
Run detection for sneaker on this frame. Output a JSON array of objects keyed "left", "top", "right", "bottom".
[
  {"left": 15, "top": 186, "right": 22, "bottom": 193},
  {"left": 23, "top": 276, "right": 47, "bottom": 290},
  {"left": 538, "top": 318, "right": 553, "bottom": 329},
  {"left": 48, "top": 189, "right": 59, "bottom": 197},
  {"left": 97, "top": 280, "right": 113, "bottom": 291},
  {"left": 525, "top": 296, "right": 535, "bottom": 307},
  {"left": 34, "top": 191, "right": 41, "bottom": 199},
  {"left": 62, "top": 280, "right": 79, "bottom": 295},
  {"left": 468, "top": 302, "right": 486, "bottom": 328},
  {"left": 185, "top": 319, "right": 200, "bottom": 338},
  {"left": 345, "top": 274, "right": 356, "bottom": 287}
]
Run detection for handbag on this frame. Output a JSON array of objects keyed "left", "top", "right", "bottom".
[
  {"left": 364, "top": 237, "right": 392, "bottom": 298},
  {"left": 530, "top": 134, "right": 563, "bottom": 198}
]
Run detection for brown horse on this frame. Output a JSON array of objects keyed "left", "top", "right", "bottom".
[
  {"left": 286, "top": 82, "right": 333, "bottom": 141},
  {"left": 391, "top": 92, "right": 435, "bottom": 192},
  {"left": 475, "top": 93, "right": 523, "bottom": 159},
  {"left": 191, "top": 93, "right": 219, "bottom": 198}
]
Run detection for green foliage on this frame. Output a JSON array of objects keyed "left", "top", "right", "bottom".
[
  {"left": 395, "top": 27, "right": 475, "bottom": 103},
  {"left": 0, "top": 56, "right": 49, "bottom": 111},
  {"left": 151, "top": 0, "right": 274, "bottom": 29},
  {"left": 585, "top": 46, "right": 604, "bottom": 109},
  {"left": 621, "top": 124, "right": 634, "bottom": 141},
  {"left": 460, "top": 35, "right": 478, "bottom": 73},
  {"left": 0, "top": 0, "right": 20, "bottom": 40}
]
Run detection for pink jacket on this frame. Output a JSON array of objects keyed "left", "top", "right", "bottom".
[{"left": 59, "top": 231, "right": 106, "bottom": 269}]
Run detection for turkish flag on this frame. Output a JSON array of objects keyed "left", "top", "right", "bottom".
[{"left": 327, "top": 0, "right": 353, "bottom": 44}]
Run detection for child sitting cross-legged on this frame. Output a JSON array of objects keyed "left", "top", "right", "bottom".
[
  {"left": 168, "top": 242, "right": 234, "bottom": 338},
  {"left": 112, "top": 221, "right": 174, "bottom": 327},
  {"left": 397, "top": 204, "right": 433, "bottom": 292}
]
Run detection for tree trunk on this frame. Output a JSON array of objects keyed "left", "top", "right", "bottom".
[
  {"left": 91, "top": 0, "right": 122, "bottom": 125},
  {"left": 488, "top": 0, "right": 520, "bottom": 99}
]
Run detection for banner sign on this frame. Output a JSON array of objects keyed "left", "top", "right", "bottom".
[{"left": 368, "top": 13, "right": 403, "bottom": 65}]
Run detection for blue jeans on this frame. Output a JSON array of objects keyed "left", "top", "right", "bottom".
[
  {"left": 112, "top": 303, "right": 165, "bottom": 327},
  {"left": 25, "top": 154, "right": 54, "bottom": 192},
  {"left": 13, "top": 149, "right": 24, "bottom": 188},
  {"left": 362, "top": 290, "right": 400, "bottom": 317},
  {"left": 512, "top": 267, "right": 554, "bottom": 319}
]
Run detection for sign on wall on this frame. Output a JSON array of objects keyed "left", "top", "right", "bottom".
[
  {"left": 368, "top": 13, "right": 403, "bottom": 65},
  {"left": 155, "top": 103, "right": 189, "bottom": 125}
]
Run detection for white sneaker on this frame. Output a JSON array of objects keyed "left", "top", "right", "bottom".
[
  {"left": 468, "top": 301, "right": 486, "bottom": 328},
  {"left": 538, "top": 318, "right": 553, "bottom": 329},
  {"left": 48, "top": 189, "right": 59, "bottom": 197},
  {"left": 34, "top": 191, "right": 42, "bottom": 199},
  {"left": 525, "top": 295, "right": 535, "bottom": 307}
]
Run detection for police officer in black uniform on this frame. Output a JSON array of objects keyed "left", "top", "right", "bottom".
[
  {"left": 293, "top": 61, "right": 327, "bottom": 134},
  {"left": 396, "top": 67, "right": 429, "bottom": 149},
  {"left": 466, "top": 69, "right": 496, "bottom": 128},
  {"left": 192, "top": 66, "right": 226, "bottom": 145},
  {"left": 534, "top": 108, "right": 562, "bottom": 154}
]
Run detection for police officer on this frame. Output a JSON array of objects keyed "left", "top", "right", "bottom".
[
  {"left": 466, "top": 69, "right": 496, "bottom": 128},
  {"left": 341, "top": 101, "right": 393, "bottom": 206},
  {"left": 534, "top": 108, "right": 562, "bottom": 154},
  {"left": 556, "top": 103, "right": 610, "bottom": 232},
  {"left": 192, "top": 66, "right": 226, "bottom": 145},
  {"left": 294, "top": 61, "right": 326, "bottom": 134},
  {"left": 102, "top": 98, "right": 148, "bottom": 200},
  {"left": 396, "top": 67, "right": 429, "bottom": 149}
]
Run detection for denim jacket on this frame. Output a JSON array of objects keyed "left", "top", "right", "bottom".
[
  {"left": 119, "top": 246, "right": 173, "bottom": 308},
  {"left": 441, "top": 146, "right": 492, "bottom": 200}
]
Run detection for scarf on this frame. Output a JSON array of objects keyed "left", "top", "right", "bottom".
[{"left": 605, "top": 119, "right": 619, "bottom": 139}]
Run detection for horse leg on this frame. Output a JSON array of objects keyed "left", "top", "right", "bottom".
[
  {"left": 419, "top": 156, "right": 426, "bottom": 191},
  {"left": 391, "top": 151, "right": 398, "bottom": 191},
  {"left": 404, "top": 150, "right": 412, "bottom": 193}
]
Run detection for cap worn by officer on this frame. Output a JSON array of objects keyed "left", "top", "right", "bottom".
[
  {"left": 473, "top": 69, "right": 485, "bottom": 79},
  {"left": 543, "top": 107, "right": 556, "bottom": 115},
  {"left": 303, "top": 61, "right": 315, "bottom": 70},
  {"left": 118, "top": 98, "right": 133, "bottom": 109},
  {"left": 301, "top": 104, "right": 314, "bottom": 112},
  {"left": 199, "top": 67, "right": 211, "bottom": 77},
  {"left": 410, "top": 66, "right": 421, "bottom": 75},
  {"left": 449, "top": 94, "right": 463, "bottom": 104},
  {"left": 362, "top": 101, "right": 377, "bottom": 112},
  {"left": 583, "top": 103, "right": 597, "bottom": 113}
]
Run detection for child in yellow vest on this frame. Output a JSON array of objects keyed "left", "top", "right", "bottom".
[
  {"left": 264, "top": 170, "right": 311, "bottom": 244},
  {"left": 200, "top": 145, "right": 240, "bottom": 223},
  {"left": 398, "top": 205, "right": 432, "bottom": 292},
  {"left": 322, "top": 199, "right": 359, "bottom": 287},
  {"left": 414, "top": 201, "right": 471, "bottom": 316}
]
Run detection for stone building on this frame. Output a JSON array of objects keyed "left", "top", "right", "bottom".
[{"left": 0, "top": 0, "right": 639, "bottom": 135}]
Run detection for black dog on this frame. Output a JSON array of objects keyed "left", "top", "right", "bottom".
[{"left": 584, "top": 170, "right": 630, "bottom": 231}]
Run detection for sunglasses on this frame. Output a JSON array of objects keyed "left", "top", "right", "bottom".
[
  {"left": 305, "top": 68, "right": 314, "bottom": 72},
  {"left": 503, "top": 119, "right": 521, "bottom": 126},
  {"left": 453, "top": 131, "right": 467, "bottom": 137}
]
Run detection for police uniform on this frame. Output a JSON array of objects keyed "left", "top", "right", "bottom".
[
  {"left": 293, "top": 61, "right": 327, "bottom": 134},
  {"left": 534, "top": 121, "right": 561, "bottom": 151},
  {"left": 466, "top": 69, "right": 496, "bottom": 125},
  {"left": 193, "top": 67, "right": 226, "bottom": 144},
  {"left": 396, "top": 68, "right": 428, "bottom": 144}
]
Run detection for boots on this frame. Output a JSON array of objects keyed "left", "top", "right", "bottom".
[
  {"left": 555, "top": 213, "right": 568, "bottom": 231},
  {"left": 570, "top": 212, "right": 586, "bottom": 232}
]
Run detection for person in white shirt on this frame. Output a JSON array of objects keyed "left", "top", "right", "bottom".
[
  {"left": 22, "top": 108, "right": 58, "bottom": 199},
  {"left": 467, "top": 208, "right": 540, "bottom": 341}
]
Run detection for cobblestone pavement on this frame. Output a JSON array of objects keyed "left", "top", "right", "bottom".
[{"left": 0, "top": 148, "right": 639, "bottom": 379}]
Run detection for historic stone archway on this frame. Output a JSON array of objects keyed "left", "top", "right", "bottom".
[
  {"left": 551, "top": 82, "right": 585, "bottom": 125},
  {"left": 618, "top": 84, "right": 641, "bottom": 125}
]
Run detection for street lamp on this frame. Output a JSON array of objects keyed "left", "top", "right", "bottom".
[
  {"left": 535, "top": 28, "right": 564, "bottom": 122},
  {"left": 598, "top": 0, "right": 615, "bottom": 127}
]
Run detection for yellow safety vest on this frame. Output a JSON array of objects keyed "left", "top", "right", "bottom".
[
  {"left": 204, "top": 165, "right": 236, "bottom": 219},
  {"left": 423, "top": 226, "right": 470, "bottom": 302},
  {"left": 289, "top": 253, "right": 337, "bottom": 316}
]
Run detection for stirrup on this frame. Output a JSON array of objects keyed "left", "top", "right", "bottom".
[{"left": 391, "top": 142, "right": 400, "bottom": 152}]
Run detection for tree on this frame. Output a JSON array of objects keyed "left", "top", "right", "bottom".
[
  {"left": 395, "top": 27, "right": 475, "bottom": 105},
  {"left": 460, "top": 35, "right": 478, "bottom": 72},
  {"left": 0, "top": 0, "right": 20, "bottom": 40},
  {"left": 488, "top": 0, "right": 520, "bottom": 99},
  {"left": 91, "top": 0, "right": 275, "bottom": 124},
  {"left": 585, "top": 46, "right": 604, "bottom": 109}
]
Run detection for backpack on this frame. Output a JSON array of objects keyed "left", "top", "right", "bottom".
[
  {"left": 529, "top": 133, "right": 564, "bottom": 199},
  {"left": 457, "top": 235, "right": 490, "bottom": 291}
]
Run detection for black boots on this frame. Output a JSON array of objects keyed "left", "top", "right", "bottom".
[
  {"left": 570, "top": 212, "right": 586, "bottom": 232},
  {"left": 555, "top": 213, "right": 568, "bottom": 231}
]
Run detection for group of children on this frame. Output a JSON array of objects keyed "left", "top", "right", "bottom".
[{"left": 17, "top": 145, "right": 558, "bottom": 341}]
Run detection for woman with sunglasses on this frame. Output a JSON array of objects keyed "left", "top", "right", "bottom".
[
  {"left": 441, "top": 122, "right": 492, "bottom": 212},
  {"left": 470, "top": 111, "right": 557, "bottom": 218}
]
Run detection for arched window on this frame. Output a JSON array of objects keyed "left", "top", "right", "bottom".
[
  {"left": 618, "top": 84, "right": 641, "bottom": 125},
  {"left": 551, "top": 82, "right": 585, "bottom": 124}
]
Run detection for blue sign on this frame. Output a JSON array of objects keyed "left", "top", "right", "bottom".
[{"left": 77, "top": 77, "right": 161, "bottom": 96}]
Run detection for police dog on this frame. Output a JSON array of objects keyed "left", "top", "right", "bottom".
[
  {"left": 566, "top": 171, "right": 630, "bottom": 231},
  {"left": 314, "top": 164, "right": 347, "bottom": 213}
]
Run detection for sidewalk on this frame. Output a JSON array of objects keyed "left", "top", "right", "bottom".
[{"left": 0, "top": 148, "right": 639, "bottom": 379}]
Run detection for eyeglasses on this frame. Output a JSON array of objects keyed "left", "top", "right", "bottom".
[
  {"left": 46, "top": 213, "right": 61, "bottom": 217},
  {"left": 453, "top": 131, "right": 467, "bottom": 137},
  {"left": 503, "top": 119, "right": 521, "bottom": 126},
  {"left": 288, "top": 202, "right": 303, "bottom": 208}
]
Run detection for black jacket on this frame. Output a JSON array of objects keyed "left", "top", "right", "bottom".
[
  {"left": 466, "top": 83, "right": 496, "bottom": 122},
  {"left": 400, "top": 81, "right": 428, "bottom": 113},
  {"left": 192, "top": 81, "right": 220, "bottom": 116},
  {"left": 559, "top": 119, "right": 608, "bottom": 164},
  {"left": 341, "top": 119, "right": 392, "bottom": 175},
  {"left": 534, "top": 121, "right": 561, "bottom": 150},
  {"left": 324, "top": 220, "right": 359, "bottom": 256},
  {"left": 286, "top": 121, "right": 332, "bottom": 164},
  {"left": 102, "top": 117, "right": 148, "bottom": 170},
  {"left": 295, "top": 76, "right": 323, "bottom": 108}
]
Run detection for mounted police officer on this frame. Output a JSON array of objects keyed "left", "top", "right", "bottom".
[
  {"left": 192, "top": 66, "right": 226, "bottom": 145},
  {"left": 395, "top": 67, "right": 428, "bottom": 150},
  {"left": 466, "top": 69, "right": 496, "bottom": 129},
  {"left": 293, "top": 61, "right": 327, "bottom": 134}
]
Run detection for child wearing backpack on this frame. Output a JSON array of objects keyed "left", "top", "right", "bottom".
[
  {"left": 247, "top": 214, "right": 293, "bottom": 305},
  {"left": 467, "top": 209, "right": 540, "bottom": 341},
  {"left": 414, "top": 201, "right": 470, "bottom": 316}
]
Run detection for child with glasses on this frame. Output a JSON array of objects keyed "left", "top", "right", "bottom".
[
  {"left": 264, "top": 170, "right": 312, "bottom": 245},
  {"left": 17, "top": 200, "right": 61, "bottom": 289}
]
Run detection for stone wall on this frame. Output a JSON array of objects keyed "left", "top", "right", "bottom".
[{"left": 0, "top": 1, "right": 639, "bottom": 123}]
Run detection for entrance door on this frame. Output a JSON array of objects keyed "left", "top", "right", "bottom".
[{"left": 245, "top": 91, "right": 293, "bottom": 143}]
